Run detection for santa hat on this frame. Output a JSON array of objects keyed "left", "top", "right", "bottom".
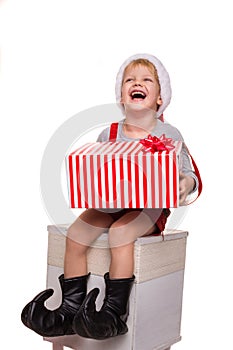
[{"left": 115, "top": 53, "right": 172, "bottom": 118}]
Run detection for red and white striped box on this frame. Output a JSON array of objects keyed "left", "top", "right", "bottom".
[{"left": 66, "top": 140, "right": 182, "bottom": 208}]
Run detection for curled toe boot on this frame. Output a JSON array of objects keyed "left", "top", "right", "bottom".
[
  {"left": 72, "top": 272, "right": 135, "bottom": 340},
  {"left": 21, "top": 273, "right": 90, "bottom": 337}
]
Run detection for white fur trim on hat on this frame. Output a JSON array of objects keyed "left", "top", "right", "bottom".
[{"left": 115, "top": 53, "right": 172, "bottom": 117}]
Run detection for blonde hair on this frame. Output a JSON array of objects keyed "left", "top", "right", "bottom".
[{"left": 123, "top": 58, "right": 160, "bottom": 90}]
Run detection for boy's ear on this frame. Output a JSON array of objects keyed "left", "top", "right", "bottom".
[
  {"left": 119, "top": 98, "right": 125, "bottom": 109},
  {"left": 120, "top": 97, "right": 125, "bottom": 105},
  {"left": 157, "top": 96, "right": 163, "bottom": 106}
]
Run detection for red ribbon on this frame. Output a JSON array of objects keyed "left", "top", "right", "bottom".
[{"left": 139, "top": 134, "right": 175, "bottom": 153}]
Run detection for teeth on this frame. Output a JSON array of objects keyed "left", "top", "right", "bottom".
[{"left": 131, "top": 91, "right": 146, "bottom": 97}]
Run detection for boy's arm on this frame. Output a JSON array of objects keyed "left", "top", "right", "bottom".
[
  {"left": 179, "top": 172, "right": 195, "bottom": 205},
  {"left": 179, "top": 144, "right": 199, "bottom": 204},
  {"left": 159, "top": 123, "right": 199, "bottom": 195},
  {"left": 96, "top": 127, "right": 110, "bottom": 142}
]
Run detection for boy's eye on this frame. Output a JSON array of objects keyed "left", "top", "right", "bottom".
[
  {"left": 125, "top": 78, "right": 133, "bottom": 83},
  {"left": 144, "top": 78, "right": 153, "bottom": 82}
]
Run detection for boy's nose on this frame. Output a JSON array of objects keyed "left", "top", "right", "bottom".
[{"left": 134, "top": 81, "right": 143, "bottom": 87}]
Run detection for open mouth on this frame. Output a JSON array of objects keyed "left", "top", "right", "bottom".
[{"left": 130, "top": 90, "right": 146, "bottom": 100}]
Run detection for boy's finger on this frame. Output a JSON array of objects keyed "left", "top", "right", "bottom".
[{"left": 179, "top": 193, "right": 186, "bottom": 205}]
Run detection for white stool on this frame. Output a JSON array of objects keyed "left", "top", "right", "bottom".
[{"left": 44, "top": 224, "right": 188, "bottom": 350}]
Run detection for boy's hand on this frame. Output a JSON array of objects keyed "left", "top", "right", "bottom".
[{"left": 179, "top": 172, "right": 195, "bottom": 205}]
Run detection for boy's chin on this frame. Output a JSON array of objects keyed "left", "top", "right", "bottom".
[{"left": 124, "top": 103, "right": 156, "bottom": 114}]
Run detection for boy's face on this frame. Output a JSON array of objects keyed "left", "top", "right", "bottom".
[{"left": 121, "top": 64, "right": 162, "bottom": 113}]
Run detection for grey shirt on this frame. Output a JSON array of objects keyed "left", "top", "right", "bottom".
[{"left": 97, "top": 119, "right": 199, "bottom": 193}]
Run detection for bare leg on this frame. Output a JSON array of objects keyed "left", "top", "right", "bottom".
[
  {"left": 64, "top": 209, "right": 114, "bottom": 278},
  {"left": 52, "top": 343, "right": 64, "bottom": 350},
  {"left": 72, "top": 210, "right": 154, "bottom": 339},
  {"left": 108, "top": 211, "right": 155, "bottom": 278}
]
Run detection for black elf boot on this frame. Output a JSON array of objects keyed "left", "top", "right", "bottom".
[
  {"left": 72, "top": 272, "right": 135, "bottom": 340},
  {"left": 21, "top": 273, "right": 90, "bottom": 337}
]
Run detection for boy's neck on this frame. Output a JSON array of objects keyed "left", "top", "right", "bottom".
[{"left": 124, "top": 110, "right": 158, "bottom": 137}]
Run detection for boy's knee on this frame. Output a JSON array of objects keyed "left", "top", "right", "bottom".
[
  {"left": 66, "top": 224, "right": 78, "bottom": 241},
  {"left": 108, "top": 224, "right": 127, "bottom": 238},
  {"left": 66, "top": 226, "right": 86, "bottom": 250},
  {"left": 108, "top": 225, "right": 134, "bottom": 248},
  {"left": 65, "top": 234, "right": 89, "bottom": 254}
]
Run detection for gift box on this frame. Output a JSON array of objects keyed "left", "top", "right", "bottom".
[{"left": 66, "top": 136, "right": 182, "bottom": 208}]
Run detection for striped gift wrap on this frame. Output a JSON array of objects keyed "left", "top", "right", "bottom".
[{"left": 66, "top": 140, "right": 182, "bottom": 208}]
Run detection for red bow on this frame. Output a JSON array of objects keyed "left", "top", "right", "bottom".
[{"left": 139, "top": 134, "right": 175, "bottom": 153}]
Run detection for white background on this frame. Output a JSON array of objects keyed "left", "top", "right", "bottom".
[{"left": 1, "top": 0, "right": 232, "bottom": 349}]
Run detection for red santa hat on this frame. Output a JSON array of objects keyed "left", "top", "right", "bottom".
[{"left": 115, "top": 53, "right": 172, "bottom": 118}]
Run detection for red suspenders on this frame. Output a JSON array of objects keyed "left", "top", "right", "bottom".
[{"left": 109, "top": 122, "right": 119, "bottom": 142}]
